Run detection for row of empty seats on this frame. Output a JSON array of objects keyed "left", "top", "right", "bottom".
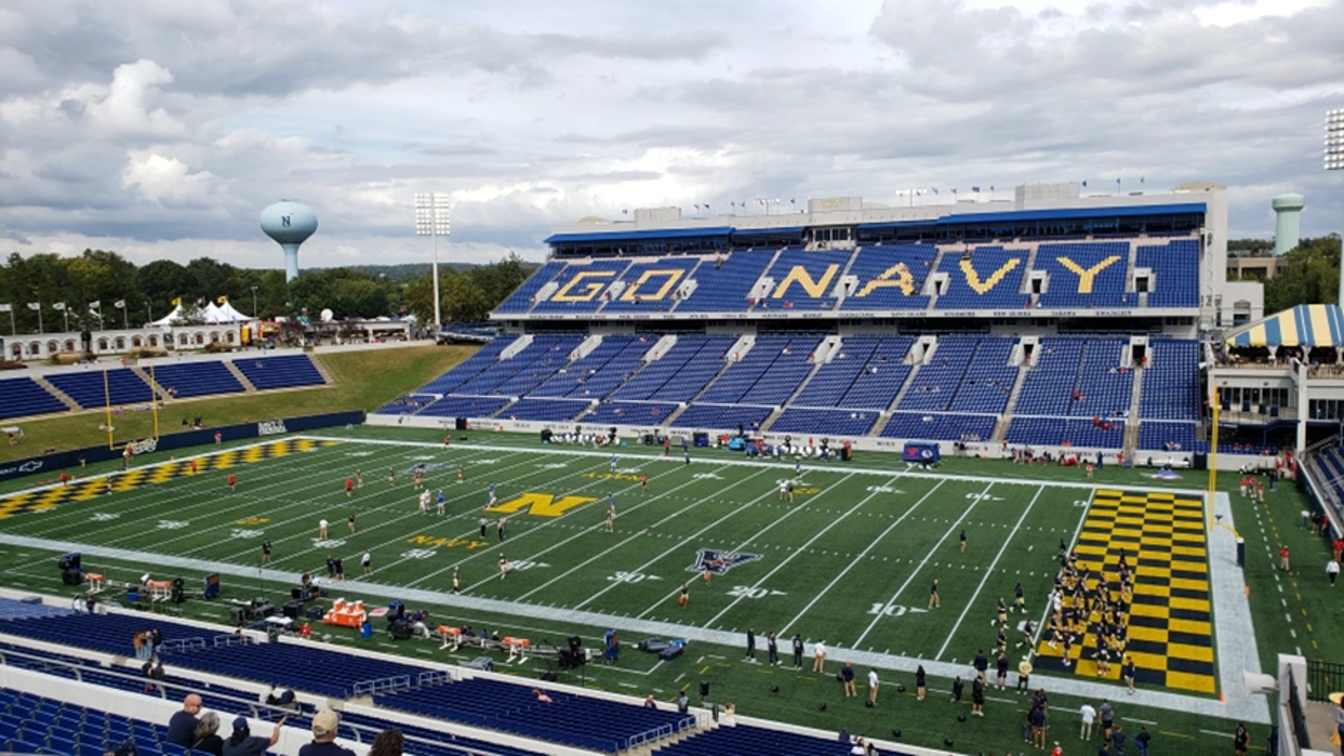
[
  {"left": 384, "top": 331, "right": 1203, "bottom": 450},
  {"left": 0, "top": 608, "right": 686, "bottom": 754},
  {"left": 495, "top": 238, "right": 1200, "bottom": 315},
  {"left": 0, "top": 355, "right": 325, "bottom": 419}
]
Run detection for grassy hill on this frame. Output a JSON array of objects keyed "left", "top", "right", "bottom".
[{"left": 1, "top": 345, "right": 475, "bottom": 461}]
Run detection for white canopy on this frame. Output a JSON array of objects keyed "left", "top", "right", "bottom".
[{"left": 149, "top": 300, "right": 254, "bottom": 326}]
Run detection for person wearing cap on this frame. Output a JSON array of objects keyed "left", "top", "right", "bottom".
[
  {"left": 222, "top": 716, "right": 282, "bottom": 756},
  {"left": 299, "top": 710, "right": 355, "bottom": 756}
]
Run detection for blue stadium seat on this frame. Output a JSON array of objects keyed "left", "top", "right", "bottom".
[
  {"left": 614, "top": 335, "right": 735, "bottom": 402},
  {"left": 1036, "top": 242, "right": 1131, "bottom": 309},
  {"left": 46, "top": 369, "right": 154, "bottom": 408},
  {"left": 231, "top": 355, "right": 325, "bottom": 391},
  {"left": 150, "top": 362, "right": 245, "bottom": 399},
  {"left": 676, "top": 252, "right": 774, "bottom": 312},
  {"left": 1138, "top": 239, "right": 1200, "bottom": 308},
  {"left": 600, "top": 257, "right": 700, "bottom": 313},
  {"left": 881, "top": 412, "right": 996, "bottom": 442},
  {"left": 1140, "top": 339, "right": 1201, "bottom": 420},
  {"left": 0, "top": 377, "right": 66, "bottom": 419},
  {"left": 933, "top": 247, "right": 1029, "bottom": 310},
  {"left": 839, "top": 245, "right": 935, "bottom": 311},
  {"left": 532, "top": 260, "right": 632, "bottom": 314},
  {"left": 495, "top": 261, "right": 569, "bottom": 313},
  {"left": 769, "top": 408, "right": 879, "bottom": 436}
]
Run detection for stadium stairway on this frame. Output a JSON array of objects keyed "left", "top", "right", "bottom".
[
  {"left": 867, "top": 347, "right": 925, "bottom": 437},
  {"left": 222, "top": 360, "right": 258, "bottom": 392},
  {"left": 30, "top": 375, "right": 80, "bottom": 412},
  {"left": 760, "top": 337, "right": 837, "bottom": 432},
  {"left": 1124, "top": 363, "right": 1146, "bottom": 455},
  {"left": 307, "top": 353, "right": 336, "bottom": 385},
  {"left": 991, "top": 359, "right": 1034, "bottom": 442},
  {"left": 128, "top": 365, "right": 167, "bottom": 401}
]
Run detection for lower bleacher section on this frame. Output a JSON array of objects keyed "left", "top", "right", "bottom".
[
  {"left": 0, "top": 687, "right": 207, "bottom": 756},
  {"left": 0, "top": 604, "right": 695, "bottom": 755},
  {"left": 881, "top": 412, "right": 996, "bottom": 442},
  {"left": 0, "top": 377, "right": 67, "bottom": 419},
  {"left": 46, "top": 368, "right": 153, "bottom": 408},
  {"left": 1006, "top": 417, "right": 1125, "bottom": 448},
  {"left": 653, "top": 722, "right": 871, "bottom": 756},
  {"left": 418, "top": 396, "right": 511, "bottom": 419},
  {"left": 150, "top": 361, "right": 245, "bottom": 399},
  {"left": 582, "top": 400, "right": 679, "bottom": 425},
  {"left": 497, "top": 398, "right": 592, "bottom": 422},
  {"left": 231, "top": 354, "right": 325, "bottom": 390},
  {"left": 769, "top": 408, "right": 879, "bottom": 436},
  {"left": 1138, "top": 420, "right": 1204, "bottom": 452},
  {"left": 671, "top": 403, "right": 773, "bottom": 431},
  {"left": 380, "top": 678, "right": 689, "bottom": 753}
]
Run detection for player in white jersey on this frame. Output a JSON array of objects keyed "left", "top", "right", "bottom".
[
  {"left": 605, "top": 495, "right": 616, "bottom": 532},
  {"left": 418, "top": 489, "right": 431, "bottom": 514}
]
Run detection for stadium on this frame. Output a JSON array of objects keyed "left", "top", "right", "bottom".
[
  {"left": 2, "top": 172, "right": 1344, "bottom": 756},
  {"left": 4, "top": 1, "right": 1344, "bottom": 747}
]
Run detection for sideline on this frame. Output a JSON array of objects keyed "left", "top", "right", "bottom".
[
  {"left": 0, "top": 530, "right": 1270, "bottom": 725},
  {"left": 299, "top": 434, "right": 1209, "bottom": 496}
]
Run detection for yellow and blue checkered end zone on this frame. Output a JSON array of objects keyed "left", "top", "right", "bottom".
[
  {"left": 1035, "top": 489, "right": 1216, "bottom": 694},
  {"left": 0, "top": 438, "right": 339, "bottom": 520}
]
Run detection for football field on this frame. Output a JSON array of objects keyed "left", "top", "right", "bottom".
[{"left": 0, "top": 433, "right": 1226, "bottom": 700}]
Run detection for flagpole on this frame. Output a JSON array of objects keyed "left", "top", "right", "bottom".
[
  {"left": 150, "top": 364, "right": 160, "bottom": 440},
  {"left": 103, "top": 367, "right": 114, "bottom": 450}
]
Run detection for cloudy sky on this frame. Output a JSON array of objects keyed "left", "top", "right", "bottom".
[{"left": 1, "top": 0, "right": 1341, "bottom": 269}]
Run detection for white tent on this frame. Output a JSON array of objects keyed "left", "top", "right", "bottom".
[
  {"left": 149, "top": 305, "right": 184, "bottom": 327},
  {"left": 211, "top": 300, "right": 253, "bottom": 323}
]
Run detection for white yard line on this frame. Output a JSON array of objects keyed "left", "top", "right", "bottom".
[
  {"left": 571, "top": 480, "right": 813, "bottom": 613},
  {"left": 503, "top": 465, "right": 769, "bottom": 599},
  {"left": 851, "top": 481, "right": 994, "bottom": 648},
  {"left": 300, "top": 434, "right": 1206, "bottom": 495},
  {"left": 109, "top": 445, "right": 440, "bottom": 552},
  {"left": 0, "top": 533, "right": 1272, "bottom": 724},
  {"left": 7, "top": 438, "right": 348, "bottom": 539},
  {"left": 935, "top": 484, "right": 1045, "bottom": 660},
  {"left": 330, "top": 456, "right": 618, "bottom": 581},
  {"left": 213, "top": 448, "right": 538, "bottom": 563},
  {"left": 386, "top": 459, "right": 688, "bottom": 587},
  {"left": 701, "top": 474, "right": 903, "bottom": 629},
  {"left": 1027, "top": 488, "right": 1093, "bottom": 651},
  {"left": 779, "top": 479, "right": 946, "bottom": 636},
  {"left": 632, "top": 474, "right": 858, "bottom": 619}
]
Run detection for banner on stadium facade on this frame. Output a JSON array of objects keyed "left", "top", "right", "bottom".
[{"left": 0, "top": 410, "right": 364, "bottom": 483}]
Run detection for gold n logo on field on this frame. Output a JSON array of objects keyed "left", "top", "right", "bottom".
[{"left": 486, "top": 492, "right": 596, "bottom": 518}]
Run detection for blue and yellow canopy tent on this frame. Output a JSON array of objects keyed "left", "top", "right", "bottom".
[{"left": 1224, "top": 304, "right": 1344, "bottom": 348}]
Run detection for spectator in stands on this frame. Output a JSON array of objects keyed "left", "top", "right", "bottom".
[
  {"left": 166, "top": 694, "right": 202, "bottom": 747},
  {"left": 222, "top": 716, "right": 281, "bottom": 756},
  {"left": 532, "top": 688, "right": 553, "bottom": 704},
  {"left": 192, "top": 711, "right": 225, "bottom": 756},
  {"left": 299, "top": 710, "right": 354, "bottom": 756},
  {"left": 368, "top": 728, "right": 405, "bottom": 756},
  {"left": 142, "top": 654, "right": 165, "bottom": 693}
]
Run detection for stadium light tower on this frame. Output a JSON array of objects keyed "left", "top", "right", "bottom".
[
  {"left": 1327, "top": 108, "right": 1344, "bottom": 306},
  {"left": 414, "top": 193, "right": 452, "bottom": 330}
]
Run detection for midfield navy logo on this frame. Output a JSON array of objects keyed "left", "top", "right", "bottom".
[{"left": 690, "top": 549, "right": 760, "bottom": 575}]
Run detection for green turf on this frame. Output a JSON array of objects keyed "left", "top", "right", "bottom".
[{"left": 0, "top": 427, "right": 1307, "bottom": 753}]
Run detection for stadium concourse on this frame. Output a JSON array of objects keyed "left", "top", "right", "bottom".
[{"left": 0, "top": 185, "right": 1317, "bottom": 754}]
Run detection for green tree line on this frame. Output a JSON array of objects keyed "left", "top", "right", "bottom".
[
  {"left": 0, "top": 250, "right": 536, "bottom": 334},
  {"left": 1262, "top": 235, "right": 1343, "bottom": 312}
]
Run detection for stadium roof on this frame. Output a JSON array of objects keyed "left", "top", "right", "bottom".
[
  {"left": 1225, "top": 304, "right": 1344, "bottom": 348},
  {"left": 545, "top": 203, "right": 1206, "bottom": 244}
]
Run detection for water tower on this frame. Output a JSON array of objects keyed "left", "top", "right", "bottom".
[
  {"left": 260, "top": 200, "right": 318, "bottom": 282},
  {"left": 1271, "top": 193, "right": 1305, "bottom": 256}
]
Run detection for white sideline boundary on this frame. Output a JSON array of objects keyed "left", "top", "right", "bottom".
[
  {"left": 0, "top": 530, "right": 1270, "bottom": 725},
  {"left": 297, "top": 433, "right": 1209, "bottom": 496}
]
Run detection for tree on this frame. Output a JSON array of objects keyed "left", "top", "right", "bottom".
[{"left": 1263, "top": 236, "right": 1342, "bottom": 312}]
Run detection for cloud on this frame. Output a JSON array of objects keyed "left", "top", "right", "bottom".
[
  {"left": 1, "top": 0, "right": 1342, "bottom": 267},
  {"left": 121, "top": 150, "right": 219, "bottom": 206}
]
